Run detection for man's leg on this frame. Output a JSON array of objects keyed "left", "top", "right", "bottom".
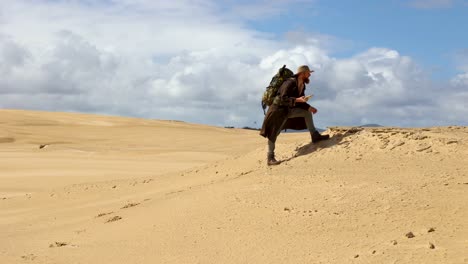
[
  {"left": 267, "top": 139, "right": 275, "bottom": 157},
  {"left": 267, "top": 138, "right": 281, "bottom": 166},
  {"left": 287, "top": 108, "right": 317, "bottom": 133},
  {"left": 287, "top": 108, "right": 329, "bottom": 142},
  {"left": 267, "top": 119, "right": 287, "bottom": 166}
]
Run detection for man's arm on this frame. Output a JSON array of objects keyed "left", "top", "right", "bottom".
[
  {"left": 277, "top": 79, "right": 296, "bottom": 107},
  {"left": 300, "top": 86, "right": 317, "bottom": 113},
  {"left": 295, "top": 102, "right": 312, "bottom": 110}
]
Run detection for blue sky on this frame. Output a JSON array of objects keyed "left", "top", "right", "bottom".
[
  {"left": 0, "top": 0, "right": 467, "bottom": 127},
  {"left": 250, "top": 0, "right": 468, "bottom": 78}
]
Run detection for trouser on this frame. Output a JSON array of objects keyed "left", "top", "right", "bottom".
[{"left": 268, "top": 108, "right": 316, "bottom": 156}]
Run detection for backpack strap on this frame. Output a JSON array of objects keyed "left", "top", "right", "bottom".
[{"left": 262, "top": 101, "right": 267, "bottom": 115}]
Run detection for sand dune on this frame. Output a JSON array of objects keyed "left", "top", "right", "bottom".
[{"left": 1, "top": 109, "right": 467, "bottom": 263}]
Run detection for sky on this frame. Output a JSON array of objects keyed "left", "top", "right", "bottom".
[{"left": 0, "top": 0, "right": 467, "bottom": 128}]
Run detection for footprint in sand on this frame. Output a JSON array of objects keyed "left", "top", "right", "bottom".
[
  {"left": 96, "top": 212, "right": 114, "bottom": 218},
  {"left": 49, "top": 242, "right": 68, "bottom": 248},
  {"left": 49, "top": 242, "right": 79, "bottom": 248},
  {"left": 21, "top": 254, "right": 37, "bottom": 260},
  {"left": 106, "top": 216, "right": 122, "bottom": 223},
  {"left": 121, "top": 202, "right": 140, "bottom": 209},
  {"left": 0, "top": 137, "right": 15, "bottom": 143}
]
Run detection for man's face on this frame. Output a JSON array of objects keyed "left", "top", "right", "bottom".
[{"left": 301, "top": 71, "right": 311, "bottom": 84}]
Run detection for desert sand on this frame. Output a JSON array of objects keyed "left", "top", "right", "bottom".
[{"left": 1, "top": 109, "right": 467, "bottom": 264}]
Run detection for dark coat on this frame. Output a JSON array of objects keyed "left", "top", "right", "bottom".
[{"left": 259, "top": 76, "right": 311, "bottom": 142}]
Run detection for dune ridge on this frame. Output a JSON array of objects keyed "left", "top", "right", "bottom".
[{"left": 1, "top": 109, "right": 467, "bottom": 263}]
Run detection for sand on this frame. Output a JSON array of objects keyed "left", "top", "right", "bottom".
[{"left": 1, "top": 109, "right": 467, "bottom": 263}]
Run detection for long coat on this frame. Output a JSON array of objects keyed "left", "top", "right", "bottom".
[{"left": 260, "top": 76, "right": 311, "bottom": 142}]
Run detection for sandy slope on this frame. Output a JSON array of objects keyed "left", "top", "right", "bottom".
[{"left": 1, "top": 109, "right": 467, "bottom": 264}]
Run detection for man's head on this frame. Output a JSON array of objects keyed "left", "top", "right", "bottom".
[{"left": 296, "top": 65, "right": 314, "bottom": 84}]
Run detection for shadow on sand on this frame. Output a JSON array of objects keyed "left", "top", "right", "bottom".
[{"left": 281, "top": 127, "right": 361, "bottom": 163}]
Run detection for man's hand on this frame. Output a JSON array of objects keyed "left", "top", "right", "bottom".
[
  {"left": 309, "top": 106, "right": 318, "bottom": 114},
  {"left": 295, "top": 96, "right": 306, "bottom": 103}
]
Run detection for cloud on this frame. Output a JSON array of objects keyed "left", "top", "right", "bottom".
[
  {"left": 453, "top": 49, "right": 468, "bottom": 72},
  {"left": 408, "top": 0, "right": 454, "bottom": 9},
  {"left": 450, "top": 49, "right": 468, "bottom": 92},
  {"left": 259, "top": 46, "right": 465, "bottom": 127},
  {"left": 0, "top": 0, "right": 467, "bottom": 128},
  {"left": 0, "top": 35, "right": 31, "bottom": 73},
  {"left": 451, "top": 72, "right": 468, "bottom": 86}
]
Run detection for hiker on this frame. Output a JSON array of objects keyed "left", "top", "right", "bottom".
[{"left": 260, "top": 65, "right": 330, "bottom": 166}]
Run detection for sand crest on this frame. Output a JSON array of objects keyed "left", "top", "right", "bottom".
[{"left": 1, "top": 110, "right": 467, "bottom": 263}]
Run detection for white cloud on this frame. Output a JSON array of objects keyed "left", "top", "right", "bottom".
[
  {"left": 259, "top": 46, "right": 459, "bottom": 127},
  {"left": 451, "top": 73, "right": 468, "bottom": 86},
  {"left": 0, "top": 0, "right": 466, "bottom": 128}
]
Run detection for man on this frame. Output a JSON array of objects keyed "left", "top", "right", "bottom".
[{"left": 260, "top": 65, "right": 330, "bottom": 166}]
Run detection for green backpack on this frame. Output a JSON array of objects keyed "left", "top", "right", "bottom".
[{"left": 261, "top": 65, "right": 294, "bottom": 114}]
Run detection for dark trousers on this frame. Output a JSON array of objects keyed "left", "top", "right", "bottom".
[{"left": 268, "top": 108, "right": 316, "bottom": 156}]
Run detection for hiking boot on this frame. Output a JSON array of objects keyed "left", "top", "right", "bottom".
[
  {"left": 267, "top": 154, "right": 281, "bottom": 166},
  {"left": 311, "top": 131, "right": 330, "bottom": 143}
]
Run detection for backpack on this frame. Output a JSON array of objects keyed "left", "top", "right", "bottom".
[{"left": 261, "top": 65, "right": 294, "bottom": 114}]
